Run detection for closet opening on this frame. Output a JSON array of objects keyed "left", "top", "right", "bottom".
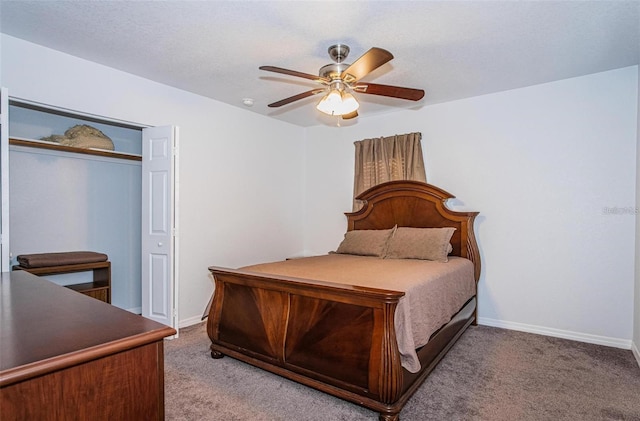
[{"left": 6, "top": 99, "right": 145, "bottom": 315}]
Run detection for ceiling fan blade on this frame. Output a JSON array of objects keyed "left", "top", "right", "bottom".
[
  {"left": 353, "top": 83, "right": 425, "bottom": 101},
  {"left": 341, "top": 110, "right": 358, "bottom": 120},
  {"left": 340, "top": 47, "right": 393, "bottom": 83},
  {"left": 259, "top": 66, "right": 329, "bottom": 84},
  {"left": 267, "top": 89, "right": 325, "bottom": 108}
]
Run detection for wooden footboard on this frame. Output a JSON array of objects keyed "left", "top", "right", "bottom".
[
  {"left": 207, "top": 266, "right": 476, "bottom": 420},
  {"left": 207, "top": 267, "right": 406, "bottom": 403}
]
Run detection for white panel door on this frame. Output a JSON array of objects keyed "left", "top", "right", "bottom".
[
  {"left": 0, "top": 88, "right": 9, "bottom": 272},
  {"left": 142, "top": 125, "right": 177, "bottom": 329}
]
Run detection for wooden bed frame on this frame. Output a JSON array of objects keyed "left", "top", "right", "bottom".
[{"left": 207, "top": 181, "right": 480, "bottom": 420}]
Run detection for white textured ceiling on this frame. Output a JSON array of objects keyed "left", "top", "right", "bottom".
[{"left": 1, "top": 1, "right": 638, "bottom": 127}]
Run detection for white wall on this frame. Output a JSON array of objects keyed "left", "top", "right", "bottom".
[
  {"left": 634, "top": 64, "right": 640, "bottom": 365},
  {"left": 1, "top": 35, "right": 307, "bottom": 326},
  {"left": 305, "top": 67, "right": 639, "bottom": 348}
]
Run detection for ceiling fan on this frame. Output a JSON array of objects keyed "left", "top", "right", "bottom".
[{"left": 259, "top": 44, "right": 425, "bottom": 120}]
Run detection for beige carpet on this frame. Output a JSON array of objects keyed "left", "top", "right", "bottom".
[{"left": 164, "top": 323, "right": 640, "bottom": 421}]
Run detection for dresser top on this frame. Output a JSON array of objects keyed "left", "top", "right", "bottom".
[{"left": 0, "top": 270, "right": 176, "bottom": 386}]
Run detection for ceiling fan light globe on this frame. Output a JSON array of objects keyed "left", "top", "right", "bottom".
[
  {"left": 316, "top": 90, "right": 359, "bottom": 116},
  {"left": 340, "top": 92, "right": 360, "bottom": 114}
]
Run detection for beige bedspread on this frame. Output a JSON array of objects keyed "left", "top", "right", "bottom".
[{"left": 241, "top": 254, "right": 475, "bottom": 373}]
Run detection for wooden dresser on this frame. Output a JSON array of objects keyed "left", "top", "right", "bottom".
[{"left": 0, "top": 270, "right": 176, "bottom": 420}]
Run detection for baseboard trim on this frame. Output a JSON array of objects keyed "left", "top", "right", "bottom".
[
  {"left": 122, "top": 310, "right": 201, "bottom": 332},
  {"left": 179, "top": 315, "right": 204, "bottom": 329},
  {"left": 632, "top": 340, "right": 640, "bottom": 368},
  {"left": 478, "top": 317, "right": 632, "bottom": 350}
]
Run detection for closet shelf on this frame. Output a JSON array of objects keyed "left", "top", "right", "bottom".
[{"left": 9, "top": 138, "right": 142, "bottom": 161}]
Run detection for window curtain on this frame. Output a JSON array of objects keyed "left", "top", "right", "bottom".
[{"left": 353, "top": 132, "right": 426, "bottom": 211}]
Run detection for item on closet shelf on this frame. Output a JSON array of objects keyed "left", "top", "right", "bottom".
[{"left": 41, "top": 124, "right": 114, "bottom": 150}]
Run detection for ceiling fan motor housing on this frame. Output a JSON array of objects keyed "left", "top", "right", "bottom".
[{"left": 319, "top": 62, "right": 350, "bottom": 80}]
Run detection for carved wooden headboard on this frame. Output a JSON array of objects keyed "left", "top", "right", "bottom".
[{"left": 345, "top": 181, "right": 481, "bottom": 282}]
